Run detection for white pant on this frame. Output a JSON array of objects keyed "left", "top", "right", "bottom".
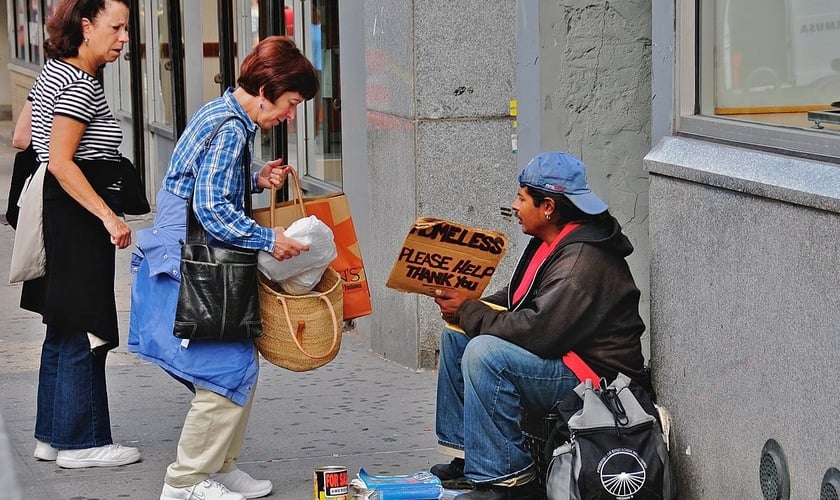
[{"left": 165, "top": 383, "right": 256, "bottom": 487}]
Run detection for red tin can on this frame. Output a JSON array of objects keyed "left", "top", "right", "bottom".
[{"left": 314, "top": 465, "right": 349, "bottom": 499}]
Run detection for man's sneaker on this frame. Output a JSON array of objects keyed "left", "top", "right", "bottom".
[
  {"left": 34, "top": 440, "right": 58, "bottom": 461},
  {"left": 212, "top": 469, "right": 273, "bottom": 498},
  {"left": 431, "top": 458, "right": 471, "bottom": 488},
  {"left": 56, "top": 443, "right": 141, "bottom": 469},
  {"left": 160, "top": 479, "right": 245, "bottom": 500}
]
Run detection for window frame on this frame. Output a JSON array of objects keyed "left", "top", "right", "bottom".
[{"left": 675, "top": 0, "right": 840, "bottom": 163}]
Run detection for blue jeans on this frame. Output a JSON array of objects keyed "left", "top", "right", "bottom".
[
  {"left": 435, "top": 328, "right": 579, "bottom": 485},
  {"left": 35, "top": 326, "right": 113, "bottom": 449}
]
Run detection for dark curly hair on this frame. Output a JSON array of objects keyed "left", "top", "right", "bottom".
[
  {"left": 237, "top": 36, "right": 319, "bottom": 102},
  {"left": 526, "top": 186, "right": 610, "bottom": 227},
  {"left": 44, "top": 0, "right": 130, "bottom": 59}
]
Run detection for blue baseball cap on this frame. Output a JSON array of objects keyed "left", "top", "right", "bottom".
[{"left": 518, "top": 151, "right": 608, "bottom": 215}]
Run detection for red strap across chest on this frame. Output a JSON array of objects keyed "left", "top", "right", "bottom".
[
  {"left": 509, "top": 222, "right": 598, "bottom": 383},
  {"left": 562, "top": 351, "right": 600, "bottom": 384},
  {"left": 511, "top": 223, "right": 580, "bottom": 304}
]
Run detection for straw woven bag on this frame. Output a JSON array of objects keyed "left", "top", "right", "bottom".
[
  {"left": 257, "top": 268, "right": 343, "bottom": 371},
  {"left": 256, "top": 174, "right": 344, "bottom": 371}
]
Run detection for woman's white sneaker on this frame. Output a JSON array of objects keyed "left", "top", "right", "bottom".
[
  {"left": 211, "top": 469, "right": 273, "bottom": 498},
  {"left": 55, "top": 443, "right": 141, "bottom": 468},
  {"left": 160, "top": 479, "right": 246, "bottom": 500},
  {"left": 33, "top": 440, "right": 58, "bottom": 461}
]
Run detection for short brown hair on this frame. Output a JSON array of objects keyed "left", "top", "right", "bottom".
[
  {"left": 237, "top": 36, "right": 319, "bottom": 102},
  {"left": 44, "top": 0, "right": 130, "bottom": 59}
]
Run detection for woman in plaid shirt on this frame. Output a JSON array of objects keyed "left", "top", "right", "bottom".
[{"left": 129, "top": 36, "right": 318, "bottom": 500}]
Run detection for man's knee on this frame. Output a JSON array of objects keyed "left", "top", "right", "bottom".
[{"left": 461, "top": 336, "right": 506, "bottom": 375}]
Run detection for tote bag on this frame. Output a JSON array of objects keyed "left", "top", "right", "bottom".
[
  {"left": 172, "top": 115, "right": 262, "bottom": 341},
  {"left": 252, "top": 169, "right": 372, "bottom": 321},
  {"left": 9, "top": 162, "right": 47, "bottom": 283},
  {"left": 256, "top": 266, "right": 344, "bottom": 371}
]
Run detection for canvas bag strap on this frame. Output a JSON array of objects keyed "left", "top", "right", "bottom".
[
  {"left": 562, "top": 351, "right": 600, "bottom": 386},
  {"left": 186, "top": 115, "right": 251, "bottom": 244},
  {"left": 509, "top": 221, "right": 599, "bottom": 384}
]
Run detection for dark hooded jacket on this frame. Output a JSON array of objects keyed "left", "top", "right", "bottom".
[{"left": 454, "top": 215, "right": 645, "bottom": 382}]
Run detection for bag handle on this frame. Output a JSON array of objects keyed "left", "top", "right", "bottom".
[
  {"left": 563, "top": 351, "right": 600, "bottom": 386},
  {"left": 268, "top": 166, "right": 307, "bottom": 228},
  {"left": 186, "top": 115, "right": 251, "bottom": 245},
  {"left": 276, "top": 293, "right": 341, "bottom": 359}
]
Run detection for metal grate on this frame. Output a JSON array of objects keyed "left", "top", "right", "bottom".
[
  {"left": 520, "top": 409, "right": 559, "bottom": 500},
  {"left": 822, "top": 468, "right": 840, "bottom": 500},
  {"left": 760, "top": 454, "right": 780, "bottom": 499},
  {"left": 759, "top": 439, "right": 790, "bottom": 500}
]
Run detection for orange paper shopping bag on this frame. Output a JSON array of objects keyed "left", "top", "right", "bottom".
[{"left": 253, "top": 171, "right": 372, "bottom": 320}]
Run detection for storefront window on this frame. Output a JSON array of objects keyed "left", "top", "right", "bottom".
[
  {"left": 152, "top": 0, "right": 172, "bottom": 125},
  {"left": 11, "top": 0, "right": 54, "bottom": 67},
  {"left": 76, "top": 0, "right": 345, "bottom": 195},
  {"left": 708, "top": 0, "right": 840, "bottom": 130},
  {"left": 283, "top": 0, "right": 342, "bottom": 190},
  {"left": 28, "top": 0, "right": 43, "bottom": 64},
  {"left": 14, "top": 2, "right": 28, "bottom": 61},
  {"left": 234, "top": 0, "right": 341, "bottom": 190},
  {"left": 678, "top": 0, "right": 840, "bottom": 159}
]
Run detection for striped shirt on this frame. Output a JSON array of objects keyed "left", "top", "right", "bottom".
[
  {"left": 28, "top": 58, "right": 123, "bottom": 164},
  {"left": 162, "top": 88, "right": 274, "bottom": 252}
]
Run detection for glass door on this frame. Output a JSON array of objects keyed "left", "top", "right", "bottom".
[
  {"left": 125, "top": 0, "right": 342, "bottom": 201},
  {"left": 283, "top": 0, "right": 343, "bottom": 193}
]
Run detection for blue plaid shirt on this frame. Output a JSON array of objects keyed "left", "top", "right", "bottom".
[{"left": 162, "top": 88, "right": 274, "bottom": 252}]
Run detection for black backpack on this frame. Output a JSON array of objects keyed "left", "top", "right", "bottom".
[{"left": 544, "top": 373, "right": 676, "bottom": 500}]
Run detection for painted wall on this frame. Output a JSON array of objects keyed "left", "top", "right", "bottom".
[
  {"left": 537, "top": 0, "right": 653, "bottom": 358},
  {"left": 363, "top": 0, "right": 522, "bottom": 368}
]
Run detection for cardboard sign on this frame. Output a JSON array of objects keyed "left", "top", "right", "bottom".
[{"left": 386, "top": 218, "right": 508, "bottom": 299}]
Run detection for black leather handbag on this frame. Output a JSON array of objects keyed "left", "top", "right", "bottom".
[{"left": 173, "top": 116, "right": 263, "bottom": 341}]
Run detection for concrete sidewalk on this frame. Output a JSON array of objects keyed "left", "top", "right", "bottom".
[{"left": 0, "top": 121, "right": 441, "bottom": 500}]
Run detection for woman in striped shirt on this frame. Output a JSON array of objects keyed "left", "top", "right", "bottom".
[{"left": 19, "top": 0, "right": 141, "bottom": 470}]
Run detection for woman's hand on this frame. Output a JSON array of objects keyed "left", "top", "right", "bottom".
[
  {"left": 257, "top": 158, "right": 292, "bottom": 190},
  {"left": 435, "top": 289, "right": 467, "bottom": 323},
  {"left": 270, "top": 228, "right": 309, "bottom": 260},
  {"left": 103, "top": 213, "right": 132, "bottom": 249}
]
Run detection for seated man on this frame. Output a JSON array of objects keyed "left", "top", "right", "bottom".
[{"left": 431, "top": 151, "right": 646, "bottom": 499}]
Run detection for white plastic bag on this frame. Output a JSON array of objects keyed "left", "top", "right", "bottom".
[
  {"left": 258, "top": 215, "right": 337, "bottom": 294},
  {"left": 279, "top": 268, "right": 327, "bottom": 295}
]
